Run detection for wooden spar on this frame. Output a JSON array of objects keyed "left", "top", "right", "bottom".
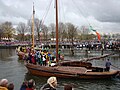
[
  {"left": 32, "top": 2, "right": 35, "bottom": 49},
  {"left": 81, "top": 53, "right": 115, "bottom": 62},
  {"left": 55, "top": 0, "right": 59, "bottom": 63}
]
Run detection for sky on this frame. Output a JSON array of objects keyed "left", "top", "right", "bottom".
[{"left": 0, "top": 0, "right": 120, "bottom": 34}]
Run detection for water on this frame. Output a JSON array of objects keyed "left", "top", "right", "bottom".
[{"left": 0, "top": 49, "right": 120, "bottom": 90}]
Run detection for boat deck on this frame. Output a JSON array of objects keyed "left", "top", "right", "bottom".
[{"left": 54, "top": 66, "right": 87, "bottom": 74}]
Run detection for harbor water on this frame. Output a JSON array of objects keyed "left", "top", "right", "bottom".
[{"left": 0, "top": 48, "right": 120, "bottom": 90}]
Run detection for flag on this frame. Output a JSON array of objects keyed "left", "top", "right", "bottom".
[
  {"left": 95, "top": 31, "right": 101, "bottom": 41},
  {"left": 89, "top": 26, "right": 101, "bottom": 41}
]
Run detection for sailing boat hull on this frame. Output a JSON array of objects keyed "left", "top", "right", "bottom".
[{"left": 25, "top": 63, "right": 119, "bottom": 79}]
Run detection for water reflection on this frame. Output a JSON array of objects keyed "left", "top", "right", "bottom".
[{"left": 0, "top": 49, "right": 16, "bottom": 59}]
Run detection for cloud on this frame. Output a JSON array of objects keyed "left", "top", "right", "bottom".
[
  {"left": 0, "top": 0, "right": 120, "bottom": 34},
  {"left": 82, "top": 0, "right": 120, "bottom": 23},
  {"left": 0, "top": 0, "right": 32, "bottom": 24}
]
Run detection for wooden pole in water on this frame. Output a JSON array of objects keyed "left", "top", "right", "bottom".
[
  {"left": 55, "top": 0, "right": 59, "bottom": 63},
  {"left": 32, "top": 2, "right": 35, "bottom": 49}
]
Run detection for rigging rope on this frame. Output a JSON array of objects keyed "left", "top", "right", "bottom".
[
  {"left": 58, "top": 0, "right": 61, "bottom": 23},
  {"left": 40, "top": 0, "right": 53, "bottom": 27},
  {"left": 60, "top": 0, "right": 66, "bottom": 23},
  {"left": 71, "top": 0, "right": 90, "bottom": 26},
  {"left": 71, "top": 0, "right": 101, "bottom": 41}
]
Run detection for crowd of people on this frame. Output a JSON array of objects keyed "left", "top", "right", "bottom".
[
  {"left": 0, "top": 77, "right": 73, "bottom": 90},
  {"left": 20, "top": 79, "right": 36, "bottom": 90},
  {"left": 17, "top": 46, "right": 64, "bottom": 66}
]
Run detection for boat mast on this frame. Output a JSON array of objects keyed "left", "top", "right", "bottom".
[
  {"left": 55, "top": 0, "right": 59, "bottom": 63},
  {"left": 32, "top": 2, "right": 35, "bottom": 49}
]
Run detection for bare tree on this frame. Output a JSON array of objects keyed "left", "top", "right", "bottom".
[
  {"left": 34, "top": 18, "right": 41, "bottom": 41},
  {"left": 27, "top": 19, "right": 33, "bottom": 42},
  {"left": 81, "top": 25, "right": 90, "bottom": 35},
  {"left": 58, "top": 22, "right": 67, "bottom": 41},
  {"left": 66, "top": 23, "right": 78, "bottom": 55},
  {"left": 16, "top": 22, "right": 27, "bottom": 41},
  {"left": 49, "top": 23, "right": 55, "bottom": 41},
  {"left": 80, "top": 25, "right": 90, "bottom": 40},
  {"left": 66, "top": 23, "right": 78, "bottom": 42},
  {"left": 42, "top": 24, "right": 48, "bottom": 43},
  {"left": 27, "top": 18, "right": 42, "bottom": 42}
]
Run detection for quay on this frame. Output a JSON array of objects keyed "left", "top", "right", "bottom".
[{"left": 0, "top": 41, "right": 119, "bottom": 51}]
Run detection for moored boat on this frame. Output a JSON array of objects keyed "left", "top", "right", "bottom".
[{"left": 25, "top": 62, "right": 119, "bottom": 79}]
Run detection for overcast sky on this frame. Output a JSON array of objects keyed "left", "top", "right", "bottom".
[{"left": 0, "top": 0, "right": 120, "bottom": 34}]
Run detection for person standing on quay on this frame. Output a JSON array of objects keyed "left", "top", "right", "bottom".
[{"left": 105, "top": 59, "right": 111, "bottom": 71}]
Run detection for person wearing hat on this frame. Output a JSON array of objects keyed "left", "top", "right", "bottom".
[
  {"left": 0, "top": 79, "right": 9, "bottom": 90},
  {"left": 40, "top": 76, "right": 57, "bottom": 90}
]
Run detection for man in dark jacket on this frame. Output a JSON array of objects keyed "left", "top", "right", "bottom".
[{"left": 105, "top": 59, "right": 111, "bottom": 71}]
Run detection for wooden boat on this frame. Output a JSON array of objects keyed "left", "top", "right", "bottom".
[
  {"left": 25, "top": 1, "right": 119, "bottom": 79},
  {"left": 25, "top": 62, "right": 119, "bottom": 79}
]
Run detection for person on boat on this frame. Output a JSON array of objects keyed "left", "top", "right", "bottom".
[
  {"left": 23, "top": 47, "right": 26, "bottom": 53},
  {"left": 8, "top": 83, "right": 14, "bottom": 90},
  {"left": 16, "top": 46, "right": 20, "bottom": 53},
  {"left": 40, "top": 76, "right": 57, "bottom": 90},
  {"left": 46, "top": 52, "right": 50, "bottom": 66},
  {"left": 27, "top": 50, "right": 32, "bottom": 64},
  {"left": 34, "top": 51, "right": 39, "bottom": 64},
  {"left": 47, "top": 52, "right": 51, "bottom": 64},
  {"left": 58, "top": 50, "right": 61, "bottom": 60},
  {"left": 105, "top": 59, "right": 111, "bottom": 71},
  {"left": 31, "top": 51, "right": 36, "bottom": 64},
  {"left": 42, "top": 54, "right": 46, "bottom": 66},
  {"left": 60, "top": 55, "right": 64, "bottom": 61},
  {"left": 39, "top": 51, "right": 43, "bottom": 66},
  {"left": 20, "top": 46, "right": 23, "bottom": 52},
  {"left": 0, "top": 79, "right": 9, "bottom": 90}
]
